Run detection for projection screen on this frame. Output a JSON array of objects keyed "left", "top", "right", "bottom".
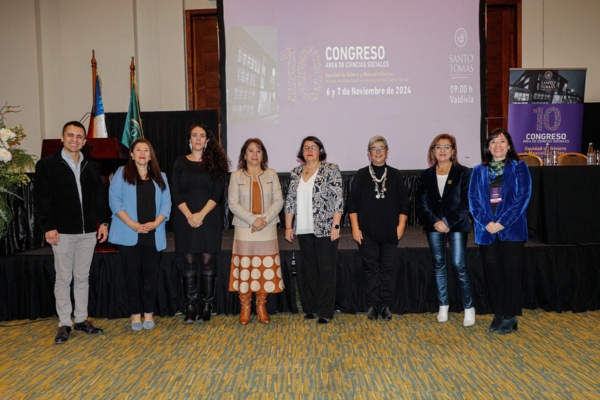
[{"left": 221, "top": 0, "right": 485, "bottom": 171}]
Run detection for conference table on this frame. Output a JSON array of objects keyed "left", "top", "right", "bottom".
[{"left": 527, "top": 165, "right": 600, "bottom": 244}]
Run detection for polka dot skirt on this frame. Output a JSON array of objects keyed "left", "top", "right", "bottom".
[{"left": 228, "top": 225, "right": 284, "bottom": 294}]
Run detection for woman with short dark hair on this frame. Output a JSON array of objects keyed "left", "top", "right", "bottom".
[
  {"left": 469, "top": 128, "right": 532, "bottom": 334},
  {"left": 284, "top": 136, "right": 343, "bottom": 324}
]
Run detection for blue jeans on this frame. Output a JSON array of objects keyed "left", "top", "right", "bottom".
[{"left": 426, "top": 231, "right": 473, "bottom": 309}]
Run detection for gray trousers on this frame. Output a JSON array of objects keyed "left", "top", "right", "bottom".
[{"left": 52, "top": 232, "right": 97, "bottom": 327}]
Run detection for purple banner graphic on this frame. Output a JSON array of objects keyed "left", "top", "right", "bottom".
[
  {"left": 508, "top": 104, "right": 584, "bottom": 156},
  {"left": 507, "top": 69, "right": 586, "bottom": 160}
]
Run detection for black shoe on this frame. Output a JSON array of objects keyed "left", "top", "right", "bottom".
[
  {"left": 54, "top": 326, "right": 71, "bottom": 344},
  {"left": 304, "top": 313, "right": 318, "bottom": 320},
  {"left": 317, "top": 317, "right": 331, "bottom": 324},
  {"left": 367, "top": 306, "right": 378, "bottom": 320},
  {"left": 198, "top": 302, "right": 212, "bottom": 323},
  {"left": 183, "top": 306, "right": 197, "bottom": 324},
  {"left": 489, "top": 314, "right": 504, "bottom": 332},
  {"left": 380, "top": 307, "right": 392, "bottom": 321},
  {"left": 73, "top": 320, "right": 103, "bottom": 335},
  {"left": 497, "top": 316, "right": 518, "bottom": 334}
]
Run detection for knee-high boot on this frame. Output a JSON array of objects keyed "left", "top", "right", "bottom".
[
  {"left": 199, "top": 275, "right": 215, "bottom": 323},
  {"left": 239, "top": 292, "right": 252, "bottom": 325},
  {"left": 183, "top": 276, "right": 198, "bottom": 324},
  {"left": 255, "top": 292, "right": 270, "bottom": 324}
]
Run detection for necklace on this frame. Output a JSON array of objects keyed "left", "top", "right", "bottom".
[
  {"left": 369, "top": 164, "right": 387, "bottom": 199},
  {"left": 303, "top": 162, "right": 320, "bottom": 176},
  {"left": 138, "top": 168, "right": 148, "bottom": 180}
]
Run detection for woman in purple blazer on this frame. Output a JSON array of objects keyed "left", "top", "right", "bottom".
[{"left": 468, "top": 128, "right": 532, "bottom": 334}]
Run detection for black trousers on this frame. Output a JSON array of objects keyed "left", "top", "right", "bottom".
[
  {"left": 479, "top": 237, "right": 525, "bottom": 317},
  {"left": 120, "top": 243, "right": 161, "bottom": 315},
  {"left": 297, "top": 234, "right": 339, "bottom": 319},
  {"left": 358, "top": 235, "right": 398, "bottom": 308}
]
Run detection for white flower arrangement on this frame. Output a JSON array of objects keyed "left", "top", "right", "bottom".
[
  {"left": 0, "top": 146, "right": 12, "bottom": 163},
  {"left": 0, "top": 104, "right": 37, "bottom": 238}
]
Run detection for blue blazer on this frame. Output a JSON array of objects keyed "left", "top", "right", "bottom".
[
  {"left": 108, "top": 167, "right": 172, "bottom": 251},
  {"left": 417, "top": 164, "right": 472, "bottom": 233},
  {"left": 468, "top": 160, "right": 531, "bottom": 245}
]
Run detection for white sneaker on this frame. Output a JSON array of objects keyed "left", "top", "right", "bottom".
[
  {"left": 463, "top": 307, "right": 476, "bottom": 327},
  {"left": 437, "top": 305, "right": 449, "bottom": 322}
]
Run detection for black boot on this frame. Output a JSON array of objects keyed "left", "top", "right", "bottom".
[
  {"left": 199, "top": 275, "right": 215, "bottom": 323},
  {"left": 183, "top": 276, "right": 198, "bottom": 324},
  {"left": 489, "top": 314, "right": 503, "bottom": 332}
]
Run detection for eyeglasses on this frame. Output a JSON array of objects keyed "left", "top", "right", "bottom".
[
  {"left": 369, "top": 146, "right": 387, "bottom": 153},
  {"left": 435, "top": 145, "right": 452, "bottom": 150},
  {"left": 303, "top": 145, "right": 319, "bottom": 151}
]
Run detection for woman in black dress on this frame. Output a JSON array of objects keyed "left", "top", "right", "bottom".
[{"left": 172, "top": 124, "right": 229, "bottom": 324}]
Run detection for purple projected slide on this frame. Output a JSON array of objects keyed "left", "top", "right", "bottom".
[{"left": 224, "top": 0, "right": 482, "bottom": 171}]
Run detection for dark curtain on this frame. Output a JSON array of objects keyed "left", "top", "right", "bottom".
[
  {"left": 4, "top": 244, "right": 600, "bottom": 322},
  {"left": 302, "top": 245, "right": 600, "bottom": 316},
  {"left": 0, "top": 250, "right": 298, "bottom": 321},
  {"left": 0, "top": 175, "right": 44, "bottom": 256},
  {"left": 329, "top": 248, "right": 491, "bottom": 315},
  {"left": 105, "top": 110, "right": 219, "bottom": 184},
  {"left": 527, "top": 165, "right": 600, "bottom": 244},
  {"left": 582, "top": 102, "right": 600, "bottom": 154}
]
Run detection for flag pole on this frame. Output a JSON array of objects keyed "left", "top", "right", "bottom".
[
  {"left": 91, "top": 50, "right": 97, "bottom": 104},
  {"left": 130, "top": 57, "right": 135, "bottom": 92}
]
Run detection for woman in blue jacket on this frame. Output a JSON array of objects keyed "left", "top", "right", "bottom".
[
  {"left": 109, "top": 138, "right": 172, "bottom": 331},
  {"left": 468, "top": 128, "right": 531, "bottom": 334},
  {"left": 417, "top": 134, "right": 474, "bottom": 327}
]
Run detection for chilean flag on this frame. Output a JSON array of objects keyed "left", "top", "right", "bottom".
[{"left": 87, "top": 74, "right": 108, "bottom": 138}]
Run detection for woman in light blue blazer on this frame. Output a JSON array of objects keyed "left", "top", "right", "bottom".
[{"left": 109, "top": 138, "right": 171, "bottom": 331}]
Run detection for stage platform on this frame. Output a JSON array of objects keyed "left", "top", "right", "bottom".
[{"left": 2, "top": 227, "right": 600, "bottom": 322}]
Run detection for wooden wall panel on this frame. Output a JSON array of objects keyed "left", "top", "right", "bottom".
[
  {"left": 186, "top": 10, "right": 220, "bottom": 114},
  {"left": 486, "top": 0, "right": 522, "bottom": 134}
]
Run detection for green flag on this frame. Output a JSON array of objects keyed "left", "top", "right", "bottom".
[{"left": 122, "top": 82, "right": 143, "bottom": 148}]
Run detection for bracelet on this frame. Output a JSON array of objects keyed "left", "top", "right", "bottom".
[{"left": 285, "top": 227, "right": 293, "bottom": 231}]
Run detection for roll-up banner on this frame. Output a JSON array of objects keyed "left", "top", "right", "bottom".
[{"left": 507, "top": 68, "right": 586, "bottom": 159}]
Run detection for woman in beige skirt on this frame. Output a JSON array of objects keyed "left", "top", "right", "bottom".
[{"left": 228, "top": 138, "right": 284, "bottom": 324}]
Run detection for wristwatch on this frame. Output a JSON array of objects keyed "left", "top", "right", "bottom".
[
  {"left": 333, "top": 224, "right": 340, "bottom": 230},
  {"left": 100, "top": 223, "right": 109, "bottom": 227}
]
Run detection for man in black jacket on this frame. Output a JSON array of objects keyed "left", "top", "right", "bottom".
[{"left": 34, "top": 121, "right": 109, "bottom": 344}]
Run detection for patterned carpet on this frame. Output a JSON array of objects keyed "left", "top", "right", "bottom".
[{"left": 1, "top": 308, "right": 600, "bottom": 399}]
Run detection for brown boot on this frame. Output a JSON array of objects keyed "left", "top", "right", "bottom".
[
  {"left": 256, "top": 292, "right": 270, "bottom": 324},
  {"left": 239, "top": 292, "right": 252, "bottom": 325}
]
